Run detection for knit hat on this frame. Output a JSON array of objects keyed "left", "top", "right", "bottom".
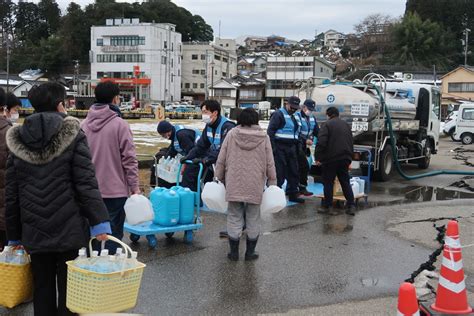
[{"left": 157, "top": 121, "right": 173, "bottom": 134}]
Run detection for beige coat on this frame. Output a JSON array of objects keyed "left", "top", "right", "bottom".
[{"left": 215, "top": 125, "right": 277, "bottom": 205}]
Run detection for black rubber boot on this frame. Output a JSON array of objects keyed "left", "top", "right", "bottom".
[
  {"left": 346, "top": 205, "right": 356, "bottom": 216},
  {"left": 245, "top": 238, "right": 259, "bottom": 261},
  {"left": 227, "top": 238, "right": 239, "bottom": 261},
  {"left": 289, "top": 193, "right": 305, "bottom": 203},
  {"left": 299, "top": 186, "right": 313, "bottom": 196}
]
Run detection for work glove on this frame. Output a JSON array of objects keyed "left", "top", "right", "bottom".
[{"left": 180, "top": 156, "right": 188, "bottom": 164}]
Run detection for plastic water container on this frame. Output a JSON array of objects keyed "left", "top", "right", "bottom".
[
  {"left": 260, "top": 185, "right": 286, "bottom": 214},
  {"left": 202, "top": 181, "right": 228, "bottom": 213},
  {"left": 74, "top": 248, "right": 89, "bottom": 269},
  {"left": 352, "top": 177, "right": 365, "bottom": 195},
  {"left": 350, "top": 179, "right": 360, "bottom": 196},
  {"left": 152, "top": 189, "right": 180, "bottom": 226},
  {"left": 171, "top": 186, "right": 195, "bottom": 225}
]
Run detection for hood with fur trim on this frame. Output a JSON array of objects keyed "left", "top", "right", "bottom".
[{"left": 6, "top": 113, "right": 81, "bottom": 165}]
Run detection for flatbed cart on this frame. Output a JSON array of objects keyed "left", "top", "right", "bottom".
[
  {"left": 315, "top": 146, "right": 372, "bottom": 207},
  {"left": 124, "top": 160, "right": 204, "bottom": 248}
]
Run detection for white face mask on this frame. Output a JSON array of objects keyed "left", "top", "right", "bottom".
[
  {"left": 9, "top": 113, "right": 19, "bottom": 123},
  {"left": 304, "top": 110, "right": 312, "bottom": 116},
  {"left": 202, "top": 114, "right": 212, "bottom": 124}
]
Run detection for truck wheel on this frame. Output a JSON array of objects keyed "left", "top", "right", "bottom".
[
  {"left": 375, "top": 145, "right": 393, "bottom": 182},
  {"left": 417, "top": 143, "right": 431, "bottom": 169},
  {"left": 449, "top": 128, "right": 458, "bottom": 141},
  {"left": 461, "top": 133, "right": 473, "bottom": 145}
]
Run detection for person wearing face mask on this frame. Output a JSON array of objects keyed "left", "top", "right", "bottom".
[
  {"left": 296, "top": 99, "right": 319, "bottom": 196},
  {"left": 181, "top": 100, "right": 235, "bottom": 192},
  {"left": 0, "top": 88, "right": 9, "bottom": 250},
  {"left": 4, "top": 93, "right": 21, "bottom": 124},
  {"left": 267, "top": 96, "right": 304, "bottom": 203}
]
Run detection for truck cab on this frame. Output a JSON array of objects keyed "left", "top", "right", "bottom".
[{"left": 453, "top": 103, "right": 474, "bottom": 145}]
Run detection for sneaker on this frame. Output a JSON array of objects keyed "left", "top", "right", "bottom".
[
  {"left": 219, "top": 231, "right": 229, "bottom": 238},
  {"left": 346, "top": 205, "right": 356, "bottom": 216},
  {"left": 289, "top": 194, "right": 305, "bottom": 203}
]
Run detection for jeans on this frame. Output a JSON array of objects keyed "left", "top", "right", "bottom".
[
  {"left": 102, "top": 197, "right": 127, "bottom": 254},
  {"left": 30, "top": 250, "right": 78, "bottom": 316}
]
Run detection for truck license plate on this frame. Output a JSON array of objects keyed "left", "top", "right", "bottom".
[{"left": 352, "top": 122, "right": 369, "bottom": 132}]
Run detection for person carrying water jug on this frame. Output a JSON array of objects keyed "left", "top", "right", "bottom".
[
  {"left": 215, "top": 108, "right": 277, "bottom": 261},
  {"left": 5, "top": 83, "right": 111, "bottom": 315},
  {"left": 180, "top": 100, "right": 235, "bottom": 192},
  {"left": 267, "top": 96, "right": 305, "bottom": 204},
  {"left": 296, "top": 99, "right": 319, "bottom": 196}
]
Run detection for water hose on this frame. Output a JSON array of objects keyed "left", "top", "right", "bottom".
[{"left": 378, "top": 87, "right": 474, "bottom": 179}]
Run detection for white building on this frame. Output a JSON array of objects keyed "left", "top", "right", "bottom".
[
  {"left": 324, "top": 29, "right": 345, "bottom": 48},
  {"left": 266, "top": 56, "right": 334, "bottom": 106},
  {"left": 90, "top": 18, "right": 182, "bottom": 103},
  {"left": 181, "top": 38, "right": 238, "bottom": 103}
]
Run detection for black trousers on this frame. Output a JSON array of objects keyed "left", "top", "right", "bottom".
[
  {"left": 102, "top": 197, "right": 127, "bottom": 254},
  {"left": 321, "top": 159, "right": 355, "bottom": 207},
  {"left": 30, "top": 250, "right": 78, "bottom": 316},
  {"left": 274, "top": 142, "right": 299, "bottom": 194},
  {"left": 297, "top": 144, "right": 310, "bottom": 188},
  {"left": 181, "top": 164, "right": 213, "bottom": 192},
  {"left": 0, "top": 230, "right": 6, "bottom": 251}
]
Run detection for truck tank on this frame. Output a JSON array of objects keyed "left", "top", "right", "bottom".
[{"left": 299, "top": 84, "right": 417, "bottom": 125}]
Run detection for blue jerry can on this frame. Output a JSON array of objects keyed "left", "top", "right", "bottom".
[
  {"left": 177, "top": 187, "right": 195, "bottom": 224},
  {"left": 150, "top": 188, "right": 180, "bottom": 226}
]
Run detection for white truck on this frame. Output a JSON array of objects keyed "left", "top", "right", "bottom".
[
  {"left": 452, "top": 103, "right": 474, "bottom": 145},
  {"left": 299, "top": 74, "right": 441, "bottom": 181}
]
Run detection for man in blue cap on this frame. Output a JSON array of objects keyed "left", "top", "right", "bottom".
[
  {"left": 297, "top": 99, "right": 319, "bottom": 196},
  {"left": 267, "top": 96, "right": 304, "bottom": 203}
]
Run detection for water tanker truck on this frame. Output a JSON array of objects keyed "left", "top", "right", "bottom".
[{"left": 299, "top": 74, "right": 441, "bottom": 181}]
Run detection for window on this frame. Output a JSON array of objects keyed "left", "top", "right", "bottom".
[
  {"left": 193, "top": 83, "right": 198, "bottom": 89},
  {"left": 185, "top": 83, "right": 190, "bottom": 89},
  {"left": 240, "top": 90, "right": 258, "bottom": 99},
  {"left": 223, "top": 57, "right": 228, "bottom": 63},
  {"left": 226, "top": 43, "right": 229, "bottom": 47},
  {"left": 192, "top": 54, "right": 198, "bottom": 60},
  {"left": 215, "top": 55, "right": 221, "bottom": 61},
  {"left": 432, "top": 90, "right": 441, "bottom": 119},
  {"left": 178, "top": 70, "right": 180, "bottom": 76},
  {"left": 214, "top": 89, "right": 231, "bottom": 97},
  {"left": 200, "top": 83, "right": 205, "bottom": 89},
  {"left": 110, "top": 36, "right": 145, "bottom": 46},
  {"left": 462, "top": 108, "right": 474, "bottom": 120},
  {"left": 200, "top": 70, "right": 206, "bottom": 75},
  {"left": 164, "top": 41, "right": 167, "bottom": 49},
  {"left": 171, "top": 58, "right": 174, "bottom": 67},
  {"left": 222, "top": 72, "right": 227, "bottom": 77},
  {"left": 97, "top": 72, "right": 104, "bottom": 78},
  {"left": 192, "top": 70, "right": 200, "bottom": 75},
  {"left": 171, "top": 75, "right": 173, "bottom": 83},
  {"left": 321, "top": 67, "right": 324, "bottom": 72},
  {"left": 172, "top": 43, "right": 174, "bottom": 51},
  {"left": 96, "top": 54, "right": 145, "bottom": 63},
  {"left": 161, "top": 56, "right": 167, "bottom": 65},
  {"left": 448, "top": 82, "right": 474, "bottom": 93},
  {"left": 267, "top": 80, "right": 299, "bottom": 90},
  {"left": 201, "top": 54, "right": 206, "bottom": 60},
  {"left": 96, "top": 38, "right": 103, "bottom": 46},
  {"left": 215, "top": 70, "right": 218, "bottom": 75}
]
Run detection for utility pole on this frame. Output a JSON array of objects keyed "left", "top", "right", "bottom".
[
  {"left": 73, "top": 60, "right": 79, "bottom": 93},
  {"left": 205, "top": 50, "right": 209, "bottom": 99},
  {"left": 6, "top": 34, "right": 11, "bottom": 93},
  {"left": 463, "top": 28, "right": 471, "bottom": 66}
]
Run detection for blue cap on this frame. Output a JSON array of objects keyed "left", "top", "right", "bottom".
[
  {"left": 157, "top": 121, "right": 173, "bottom": 134},
  {"left": 303, "top": 99, "right": 316, "bottom": 111}
]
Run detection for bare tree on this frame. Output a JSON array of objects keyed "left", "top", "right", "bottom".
[{"left": 354, "top": 13, "right": 400, "bottom": 58}]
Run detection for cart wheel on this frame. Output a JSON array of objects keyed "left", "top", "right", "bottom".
[
  {"left": 165, "top": 232, "right": 174, "bottom": 239},
  {"left": 184, "top": 230, "right": 193, "bottom": 244},
  {"left": 146, "top": 235, "right": 157, "bottom": 248},
  {"left": 129, "top": 233, "right": 140, "bottom": 243}
]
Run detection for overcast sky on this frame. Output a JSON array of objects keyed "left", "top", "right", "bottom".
[{"left": 51, "top": 0, "right": 406, "bottom": 40}]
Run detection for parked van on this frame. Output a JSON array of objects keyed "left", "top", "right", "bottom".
[
  {"left": 442, "top": 110, "right": 458, "bottom": 141},
  {"left": 453, "top": 103, "right": 474, "bottom": 144}
]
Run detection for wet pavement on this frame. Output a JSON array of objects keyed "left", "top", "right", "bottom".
[{"left": 2, "top": 137, "right": 474, "bottom": 315}]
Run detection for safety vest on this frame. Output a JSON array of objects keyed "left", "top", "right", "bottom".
[
  {"left": 173, "top": 125, "right": 201, "bottom": 155},
  {"left": 206, "top": 116, "right": 229, "bottom": 150},
  {"left": 299, "top": 113, "right": 317, "bottom": 140},
  {"left": 275, "top": 108, "right": 301, "bottom": 141}
]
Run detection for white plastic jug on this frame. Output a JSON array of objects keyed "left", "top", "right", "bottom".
[
  {"left": 260, "top": 185, "right": 286, "bottom": 214},
  {"left": 124, "top": 194, "right": 154, "bottom": 225},
  {"left": 350, "top": 179, "right": 360, "bottom": 196},
  {"left": 353, "top": 177, "right": 365, "bottom": 194},
  {"left": 202, "top": 181, "right": 228, "bottom": 213}
]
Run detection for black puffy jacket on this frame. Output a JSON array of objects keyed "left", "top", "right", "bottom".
[
  {"left": 5, "top": 113, "right": 109, "bottom": 254},
  {"left": 314, "top": 116, "right": 353, "bottom": 164}
]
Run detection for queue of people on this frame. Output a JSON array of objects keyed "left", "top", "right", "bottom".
[{"left": 0, "top": 80, "right": 356, "bottom": 314}]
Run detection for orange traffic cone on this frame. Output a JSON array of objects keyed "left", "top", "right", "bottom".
[
  {"left": 430, "top": 220, "right": 473, "bottom": 314},
  {"left": 397, "top": 282, "right": 420, "bottom": 316}
]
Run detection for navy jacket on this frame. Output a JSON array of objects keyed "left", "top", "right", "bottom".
[
  {"left": 186, "top": 116, "right": 235, "bottom": 164},
  {"left": 167, "top": 127, "right": 197, "bottom": 157},
  {"left": 267, "top": 110, "right": 300, "bottom": 146}
]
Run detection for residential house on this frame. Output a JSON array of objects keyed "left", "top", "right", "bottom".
[
  {"left": 237, "top": 56, "right": 267, "bottom": 76},
  {"left": 324, "top": 30, "right": 345, "bottom": 48},
  {"left": 208, "top": 79, "right": 238, "bottom": 116},
  {"left": 244, "top": 37, "right": 267, "bottom": 51},
  {"left": 440, "top": 66, "right": 474, "bottom": 118}
]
